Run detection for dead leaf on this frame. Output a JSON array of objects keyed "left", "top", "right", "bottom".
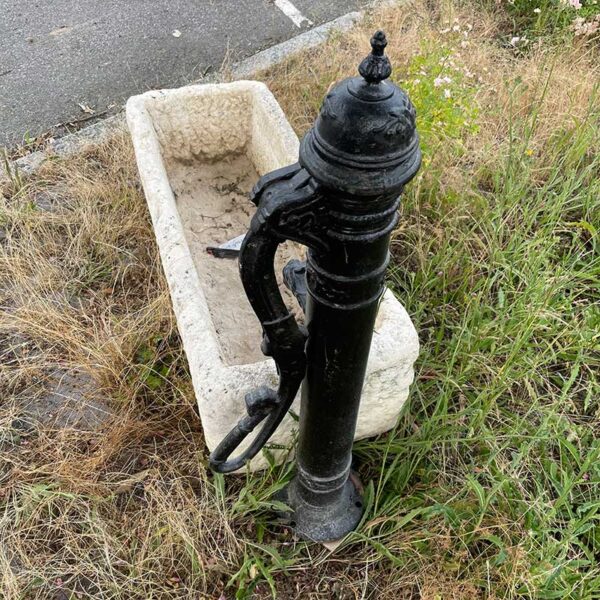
[
  {"left": 114, "top": 469, "right": 152, "bottom": 494},
  {"left": 50, "top": 25, "right": 72, "bottom": 37},
  {"left": 78, "top": 103, "right": 95, "bottom": 115}
]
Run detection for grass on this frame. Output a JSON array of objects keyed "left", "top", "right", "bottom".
[
  {"left": 482, "top": 0, "right": 600, "bottom": 42},
  {"left": 1, "top": 1, "right": 599, "bottom": 598}
]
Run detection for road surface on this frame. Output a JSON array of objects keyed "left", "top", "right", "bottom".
[{"left": 0, "top": 0, "right": 365, "bottom": 147}]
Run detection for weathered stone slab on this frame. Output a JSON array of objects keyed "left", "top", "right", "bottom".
[
  {"left": 18, "top": 369, "right": 113, "bottom": 432},
  {"left": 126, "top": 81, "right": 419, "bottom": 471}
]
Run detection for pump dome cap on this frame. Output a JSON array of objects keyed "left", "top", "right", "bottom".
[{"left": 300, "top": 30, "right": 421, "bottom": 196}]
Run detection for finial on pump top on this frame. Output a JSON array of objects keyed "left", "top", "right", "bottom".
[{"left": 358, "top": 30, "right": 392, "bottom": 84}]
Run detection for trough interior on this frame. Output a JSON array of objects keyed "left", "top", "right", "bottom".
[
  {"left": 170, "top": 156, "right": 301, "bottom": 366},
  {"left": 148, "top": 87, "right": 302, "bottom": 366}
]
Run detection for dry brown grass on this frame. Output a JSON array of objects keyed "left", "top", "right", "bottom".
[
  {"left": 1, "top": 138, "right": 242, "bottom": 597},
  {"left": 1, "top": 1, "right": 598, "bottom": 598}
]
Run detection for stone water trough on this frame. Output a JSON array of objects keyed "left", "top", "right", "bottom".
[{"left": 126, "top": 81, "right": 419, "bottom": 471}]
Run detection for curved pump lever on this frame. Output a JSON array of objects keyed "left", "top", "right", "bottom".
[{"left": 208, "top": 164, "right": 328, "bottom": 473}]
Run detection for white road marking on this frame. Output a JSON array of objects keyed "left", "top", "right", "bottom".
[{"left": 274, "top": 0, "right": 313, "bottom": 28}]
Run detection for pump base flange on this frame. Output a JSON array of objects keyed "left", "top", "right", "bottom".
[{"left": 276, "top": 473, "right": 364, "bottom": 542}]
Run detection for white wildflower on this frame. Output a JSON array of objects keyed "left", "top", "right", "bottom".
[
  {"left": 434, "top": 76, "right": 453, "bottom": 87},
  {"left": 573, "top": 14, "right": 600, "bottom": 35}
]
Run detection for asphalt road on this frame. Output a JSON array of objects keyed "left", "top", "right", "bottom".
[{"left": 0, "top": 0, "right": 365, "bottom": 147}]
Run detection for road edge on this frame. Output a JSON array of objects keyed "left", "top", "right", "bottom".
[{"left": 9, "top": 2, "right": 399, "bottom": 176}]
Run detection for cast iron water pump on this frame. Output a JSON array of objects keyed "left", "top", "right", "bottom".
[{"left": 209, "top": 31, "right": 421, "bottom": 541}]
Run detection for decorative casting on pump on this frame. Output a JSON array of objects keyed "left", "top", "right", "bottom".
[{"left": 209, "top": 30, "right": 421, "bottom": 542}]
